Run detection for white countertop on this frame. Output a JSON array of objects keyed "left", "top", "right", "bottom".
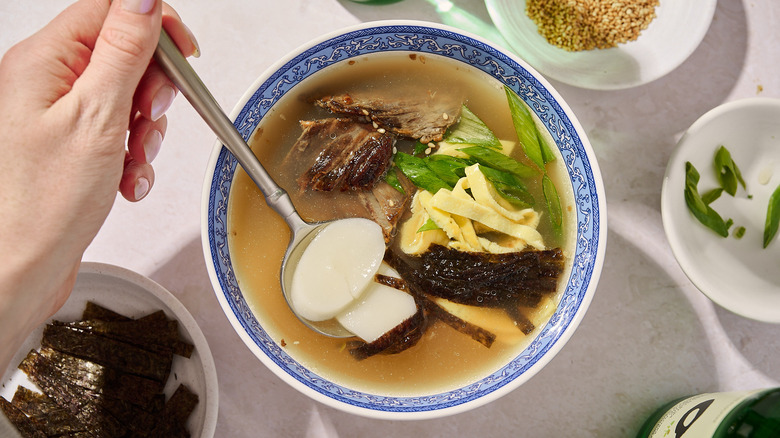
[{"left": 2, "top": 1, "right": 779, "bottom": 436}]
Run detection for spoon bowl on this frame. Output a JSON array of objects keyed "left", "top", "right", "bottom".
[{"left": 154, "top": 30, "right": 353, "bottom": 338}]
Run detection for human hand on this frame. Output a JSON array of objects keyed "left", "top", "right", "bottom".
[{"left": 0, "top": 0, "right": 198, "bottom": 369}]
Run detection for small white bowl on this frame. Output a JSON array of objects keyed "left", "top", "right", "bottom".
[
  {"left": 202, "top": 20, "right": 607, "bottom": 419},
  {"left": 662, "top": 98, "right": 780, "bottom": 323},
  {"left": 485, "top": 0, "right": 716, "bottom": 90},
  {"left": 0, "top": 262, "right": 219, "bottom": 437}
]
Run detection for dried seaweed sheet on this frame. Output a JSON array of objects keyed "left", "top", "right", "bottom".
[
  {"left": 10, "top": 386, "right": 88, "bottom": 437},
  {"left": 81, "top": 302, "right": 131, "bottom": 322},
  {"left": 41, "top": 324, "right": 173, "bottom": 383},
  {"left": 6, "top": 303, "right": 198, "bottom": 438},
  {"left": 22, "top": 348, "right": 165, "bottom": 437},
  {"left": 53, "top": 315, "right": 194, "bottom": 358},
  {"left": 0, "top": 396, "right": 47, "bottom": 438},
  {"left": 421, "top": 297, "right": 496, "bottom": 348},
  {"left": 388, "top": 245, "right": 565, "bottom": 308},
  {"left": 10, "top": 386, "right": 57, "bottom": 416},
  {"left": 504, "top": 305, "right": 536, "bottom": 335},
  {"left": 37, "top": 347, "right": 163, "bottom": 408},
  {"left": 375, "top": 272, "right": 498, "bottom": 346},
  {"left": 148, "top": 384, "right": 199, "bottom": 438},
  {"left": 349, "top": 310, "right": 427, "bottom": 360},
  {"left": 20, "top": 350, "right": 127, "bottom": 438}
]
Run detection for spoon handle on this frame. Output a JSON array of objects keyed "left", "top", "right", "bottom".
[{"left": 154, "top": 29, "right": 306, "bottom": 229}]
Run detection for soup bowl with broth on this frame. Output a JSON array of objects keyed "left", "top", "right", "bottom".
[{"left": 202, "top": 21, "right": 606, "bottom": 419}]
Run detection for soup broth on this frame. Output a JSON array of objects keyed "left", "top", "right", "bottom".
[{"left": 228, "top": 53, "right": 575, "bottom": 395}]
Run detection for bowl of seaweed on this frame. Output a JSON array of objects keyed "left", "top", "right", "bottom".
[{"left": 202, "top": 20, "right": 607, "bottom": 419}]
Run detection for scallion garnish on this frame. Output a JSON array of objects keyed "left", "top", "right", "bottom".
[
  {"left": 443, "top": 105, "right": 502, "bottom": 150},
  {"left": 417, "top": 218, "right": 441, "bottom": 233},
  {"left": 684, "top": 161, "right": 732, "bottom": 237},
  {"left": 714, "top": 145, "right": 746, "bottom": 196},
  {"left": 763, "top": 184, "right": 780, "bottom": 248},
  {"left": 505, "top": 86, "right": 555, "bottom": 171}
]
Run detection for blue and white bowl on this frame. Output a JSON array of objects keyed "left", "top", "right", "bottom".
[{"left": 202, "top": 20, "right": 607, "bottom": 419}]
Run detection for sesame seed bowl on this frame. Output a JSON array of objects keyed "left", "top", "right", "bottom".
[
  {"left": 202, "top": 20, "right": 607, "bottom": 419},
  {"left": 485, "top": 0, "right": 717, "bottom": 90}
]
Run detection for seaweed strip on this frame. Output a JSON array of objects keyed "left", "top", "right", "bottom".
[
  {"left": 38, "top": 347, "right": 163, "bottom": 408},
  {"left": 10, "top": 386, "right": 56, "bottom": 416},
  {"left": 20, "top": 350, "right": 126, "bottom": 438},
  {"left": 81, "top": 301, "right": 131, "bottom": 322},
  {"left": 148, "top": 384, "right": 199, "bottom": 438},
  {"left": 349, "top": 310, "right": 426, "bottom": 360},
  {"left": 54, "top": 316, "right": 194, "bottom": 358},
  {"left": 6, "top": 303, "right": 199, "bottom": 438},
  {"left": 10, "top": 386, "right": 88, "bottom": 436},
  {"left": 0, "top": 396, "right": 47, "bottom": 438},
  {"left": 22, "top": 349, "right": 159, "bottom": 437},
  {"left": 504, "top": 306, "right": 536, "bottom": 335},
  {"left": 41, "top": 324, "right": 173, "bottom": 382},
  {"left": 422, "top": 297, "right": 496, "bottom": 348},
  {"left": 374, "top": 274, "right": 407, "bottom": 291},
  {"left": 386, "top": 245, "right": 564, "bottom": 308},
  {"left": 376, "top": 273, "right": 498, "bottom": 347}
]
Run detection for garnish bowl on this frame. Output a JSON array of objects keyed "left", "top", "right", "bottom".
[
  {"left": 201, "top": 20, "right": 606, "bottom": 419},
  {"left": 662, "top": 98, "right": 780, "bottom": 323}
]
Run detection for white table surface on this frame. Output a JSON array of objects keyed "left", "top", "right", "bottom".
[{"left": 2, "top": 1, "right": 779, "bottom": 436}]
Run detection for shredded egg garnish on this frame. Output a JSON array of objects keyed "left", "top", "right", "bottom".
[{"left": 399, "top": 141, "right": 545, "bottom": 255}]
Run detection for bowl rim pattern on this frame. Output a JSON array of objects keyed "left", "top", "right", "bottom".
[{"left": 201, "top": 20, "right": 606, "bottom": 419}]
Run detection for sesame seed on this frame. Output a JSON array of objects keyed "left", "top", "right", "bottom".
[
  {"left": 372, "top": 121, "right": 379, "bottom": 129},
  {"left": 442, "top": 113, "right": 449, "bottom": 120},
  {"left": 425, "top": 147, "right": 432, "bottom": 155},
  {"left": 525, "top": 0, "right": 659, "bottom": 52},
  {"left": 362, "top": 109, "right": 370, "bottom": 115},
  {"left": 377, "top": 128, "right": 386, "bottom": 134}
]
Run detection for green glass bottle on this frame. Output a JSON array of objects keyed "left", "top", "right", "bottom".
[{"left": 635, "top": 388, "right": 780, "bottom": 437}]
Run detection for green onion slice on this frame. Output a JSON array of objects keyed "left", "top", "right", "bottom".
[
  {"left": 542, "top": 174, "right": 562, "bottom": 235},
  {"left": 443, "top": 105, "right": 502, "bottom": 150},
  {"left": 384, "top": 167, "right": 405, "bottom": 194},
  {"left": 417, "top": 218, "right": 441, "bottom": 233},
  {"left": 763, "top": 184, "right": 780, "bottom": 248},
  {"left": 459, "top": 146, "right": 537, "bottom": 179},
  {"left": 684, "top": 161, "right": 732, "bottom": 238},
  {"left": 714, "top": 145, "right": 746, "bottom": 196},
  {"left": 394, "top": 152, "right": 452, "bottom": 194}
]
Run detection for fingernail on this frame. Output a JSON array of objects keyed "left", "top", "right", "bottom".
[
  {"left": 151, "top": 85, "right": 175, "bottom": 121},
  {"left": 144, "top": 129, "right": 162, "bottom": 162},
  {"left": 122, "top": 0, "right": 156, "bottom": 14},
  {"left": 134, "top": 177, "right": 150, "bottom": 201},
  {"left": 183, "top": 23, "right": 201, "bottom": 58}
]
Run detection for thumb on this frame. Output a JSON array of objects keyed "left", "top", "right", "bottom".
[{"left": 76, "top": 0, "right": 162, "bottom": 108}]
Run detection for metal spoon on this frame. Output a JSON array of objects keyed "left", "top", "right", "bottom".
[{"left": 154, "top": 30, "right": 352, "bottom": 338}]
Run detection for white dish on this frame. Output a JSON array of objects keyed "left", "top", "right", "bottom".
[
  {"left": 485, "top": 0, "right": 717, "bottom": 90},
  {"left": 0, "top": 262, "right": 219, "bottom": 437},
  {"left": 662, "top": 98, "right": 780, "bottom": 323}
]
